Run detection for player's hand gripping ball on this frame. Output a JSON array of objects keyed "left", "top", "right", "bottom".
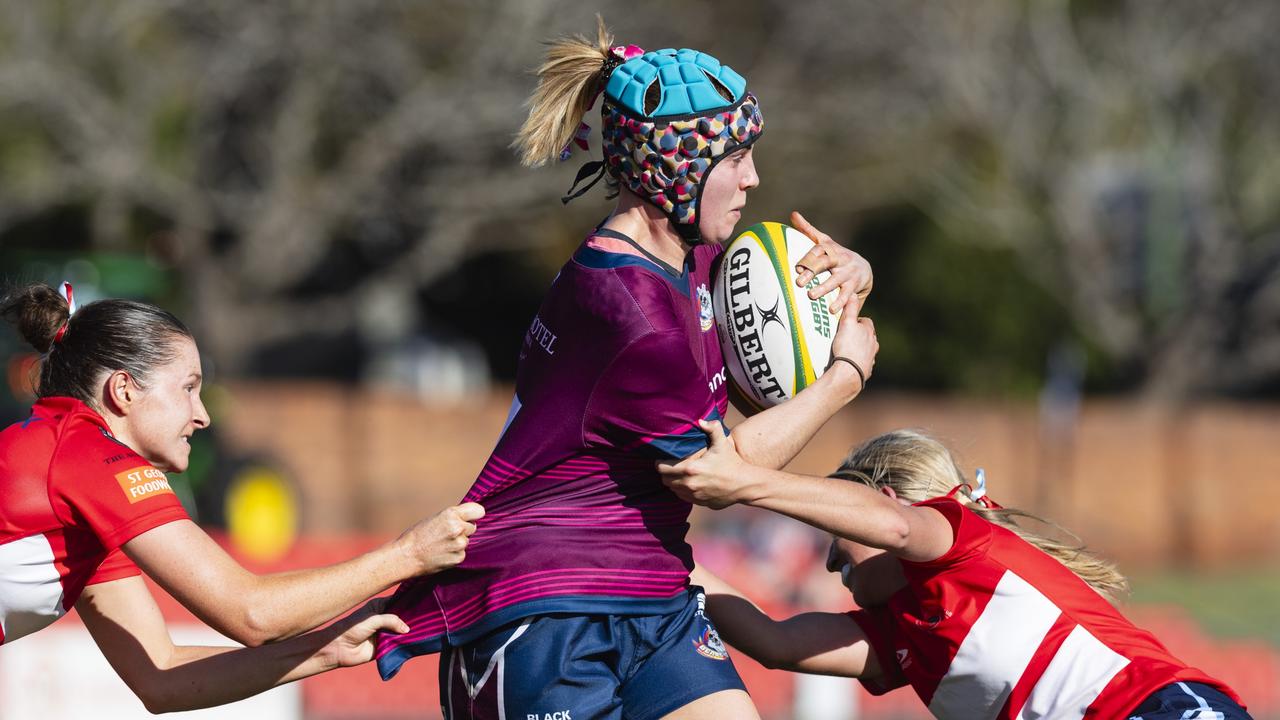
[{"left": 713, "top": 220, "right": 847, "bottom": 410}]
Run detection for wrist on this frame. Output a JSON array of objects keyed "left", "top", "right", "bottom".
[
  {"left": 733, "top": 464, "right": 773, "bottom": 507},
  {"left": 318, "top": 639, "right": 341, "bottom": 673},
  {"left": 386, "top": 535, "right": 422, "bottom": 582},
  {"left": 820, "top": 358, "right": 862, "bottom": 402},
  {"left": 297, "top": 629, "right": 340, "bottom": 674}
]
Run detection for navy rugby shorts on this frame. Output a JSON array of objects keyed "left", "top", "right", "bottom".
[
  {"left": 1128, "top": 681, "right": 1252, "bottom": 720},
  {"left": 438, "top": 587, "right": 747, "bottom": 720}
]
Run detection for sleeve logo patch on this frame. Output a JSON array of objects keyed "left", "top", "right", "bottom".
[{"left": 115, "top": 466, "right": 174, "bottom": 504}]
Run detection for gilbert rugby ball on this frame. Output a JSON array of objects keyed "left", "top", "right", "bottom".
[{"left": 713, "top": 222, "right": 838, "bottom": 410}]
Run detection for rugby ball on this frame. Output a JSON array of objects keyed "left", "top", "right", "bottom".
[{"left": 713, "top": 222, "right": 837, "bottom": 410}]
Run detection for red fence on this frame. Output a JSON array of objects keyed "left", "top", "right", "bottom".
[{"left": 217, "top": 385, "right": 1280, "bottom": 570}]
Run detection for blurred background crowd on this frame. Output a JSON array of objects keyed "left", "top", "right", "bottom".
[{"left": 0, "top": 1, "right": 1277, "bottom": 718}]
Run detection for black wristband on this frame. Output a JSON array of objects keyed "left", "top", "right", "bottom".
[{"left": 827, "top": 355, "right": 866, "bottom": 392}]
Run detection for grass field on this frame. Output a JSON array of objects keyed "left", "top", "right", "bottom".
[{"left": 1130, "top": 567, "right": 1280, "bottom": 646}]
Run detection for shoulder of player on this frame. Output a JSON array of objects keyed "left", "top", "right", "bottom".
[
  {"left": 563, "top": 260, "right": 687, "bottom": 334},
  {"left": 604, "top": 326, "right": 702, "bottom": 381},
  {"left": 53, "top": 415, "right": 151, "bottom": 476},
  {"left": 898, "top": 497, "right": 993, "bottom": 569}
]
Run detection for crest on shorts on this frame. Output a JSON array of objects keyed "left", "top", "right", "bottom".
[
  {"left": 697, "top": 283, "right": 714, "bottom": 332},
  {"left": 693, "top": 626, "right": 729, "bottom": 661}
]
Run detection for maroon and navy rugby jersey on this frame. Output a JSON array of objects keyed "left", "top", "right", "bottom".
[
  {"left": 0, "top": 397, "right": 189, "bottom": 645},
  {"left": 376, "top": 230, "right": 730, "bottom": 678}
]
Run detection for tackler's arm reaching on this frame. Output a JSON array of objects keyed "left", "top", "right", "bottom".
[{"left": 691, "top": 564, "right": 881, "bottom": 678}]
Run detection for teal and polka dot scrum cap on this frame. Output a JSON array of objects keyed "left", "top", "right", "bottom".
[
  {"left": 600, "top": 48, "right": 764, "bottom": 241},
  {"left": 606, "top": 48, "right": 748, "bottom": 117}
]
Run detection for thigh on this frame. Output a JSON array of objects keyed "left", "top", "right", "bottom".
[
  {"left": 439, "top": 615, "right": 625, "bottom": 720},
  {"left": 1127, "top": 682, "right": 1253, "bottom": 720},
  {"left": 659, "top": 690, "right": 759, "bottom": 720},
  {"left": 619, "top": 588, "right": 752, "bottom": 720}
]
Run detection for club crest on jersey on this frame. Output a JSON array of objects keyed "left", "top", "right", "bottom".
[
  {"left": 697, "top": 283, "right": 714, "bottom": 332},
  {"left": 692, "top": 625, "right": 729, "bottom": 661}
]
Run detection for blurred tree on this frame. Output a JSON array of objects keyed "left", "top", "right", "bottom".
[
  {"left": 0, "top": 0, "right": 1276, "bottom": 398},
  {"left": 0, "top": 0, "right": 578, "bottom": 376},
  {"left": 802, "top": 0, "right": 1280, "bottom": 399}
]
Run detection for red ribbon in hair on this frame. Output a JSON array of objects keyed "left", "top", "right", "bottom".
[{"left": 52, "top": 281, "right": 74, "bottom": 344}]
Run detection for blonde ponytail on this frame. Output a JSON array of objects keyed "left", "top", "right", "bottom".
[
  {"left": 833, "top": 430, "right": 1130, "bottom": 604},
  {"left": 965, "top": 503, "right": 1130, "bottom": 602},
  {"left": 513, "top": 16, "right": 614, "bottom": 167}
]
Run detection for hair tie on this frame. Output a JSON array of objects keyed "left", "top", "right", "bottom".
[
  {"left": 946, "top": 468, "right": 1004, "bottom": 510},
  {"left": 559, "top": 44, "right": 645, "bottom": 162},
  {"left": 61, "top": 281, "right": 77, "bottom": 315},
  {"left": 601, "top": 43, "right": 644, "bottom": 77},
  {"left": 52, "top": 281, "right": 75, "bottom": 345},
  {"left": 970, "top": 468, "right": 987, "bottom": 502},
  {"left": 969, "top": 468, "right": 1003, "bottom": 509}
]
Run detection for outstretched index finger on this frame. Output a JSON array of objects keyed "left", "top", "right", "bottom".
[{"left": 790, "top": 210, "right": 826, "bottom": 244}]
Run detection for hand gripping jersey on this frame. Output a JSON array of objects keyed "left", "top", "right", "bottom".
[
  {"left": 376, "top": 231, "right": 729, "bottom": 678},
  {"left": 0, "top": 397, "right": 189, "bottom": 645},
  {"left": 849, "top": 497, "right": 1243, "bottom": 719}
]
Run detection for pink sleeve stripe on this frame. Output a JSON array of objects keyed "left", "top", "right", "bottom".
[
  {"left": 378, "top": 567, "right": 690, "bottom": 648},
  {"left": 429, "top": 567, "right": 687, "bottom": 622},
  {"left": 476, "top": 504, "right": 688, "bottom": 524},
  {"left": 391, "top": 581, "right": 688, "bottom": 645},
  {"left": 479, "top": 566, "right": 689, "bottom": 594},
  {"left": 483, "top": 453, "right": 650, "bottom": 477},
  {"left": 440, "top": 581, "right": 686, "bottom": 636},
  {"left": 467, "top": 453, "right": 658, "bottom": 501},
  {"left": 622, "top": 402, "right": 722, "bottom": 452}
]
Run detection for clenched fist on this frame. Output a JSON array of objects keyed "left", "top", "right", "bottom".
[{"left": 396, "top": 502, "right": 485, "bottom": 576}]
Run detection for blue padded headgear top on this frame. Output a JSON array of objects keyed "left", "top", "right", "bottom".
[
  {"left": 605, "top": 48, "right": 748, "bottom": 119},
  {"left": 554, "top": 46, "right": 762, "bottom": 242}
]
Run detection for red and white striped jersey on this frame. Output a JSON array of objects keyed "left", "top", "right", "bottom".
[
  {"left": 0, "top": 397, "right": 189, "bottom": 645},
  {"left": 849, "top": 497, "right": 1241, "bottom": 719}
]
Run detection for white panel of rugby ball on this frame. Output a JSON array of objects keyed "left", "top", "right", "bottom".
[{"left": 712, "top": 222, "right": 838, "bottom": 411}]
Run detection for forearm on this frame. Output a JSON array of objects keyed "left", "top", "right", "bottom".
[
  {"left": 77, "top": 577, "right": 353, "bottom": 715},
  {"left": 143, "top": 635, "right": 333, "bottom": 713},
  {"left": 694, "top": 565, "right": 802, "bottom": 669},
  {"left": 138, "top": 532, "right": 412, "bottom": 646},
  {"left": 732, "top": 361, "right": 860, "bottom": 469},
  {"left": 696, "top": 564, "right": 874, "bottom": 676},
  {"left": 734, "top": 465, "right": 910, "bottom": 550},
  {"left": 131, "top": 509, "right": 473, "bottom": 647},
  {"left": 233, "top": 542, "right": 409, "bottom": 642}
]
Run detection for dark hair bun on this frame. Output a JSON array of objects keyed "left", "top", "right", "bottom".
[{"left": 1, "top": 284, "right": 70, "bottom": 354}]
